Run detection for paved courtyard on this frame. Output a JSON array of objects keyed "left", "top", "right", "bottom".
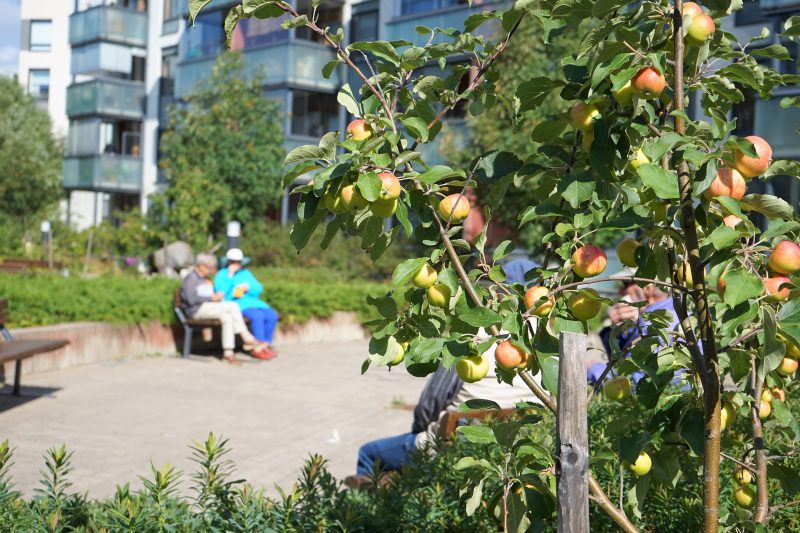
[{"left": 0, "top": 340, "right": 425, "bottom": 498}]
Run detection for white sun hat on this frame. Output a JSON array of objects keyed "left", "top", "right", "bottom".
[{"left": 226, "top": 248, "right": 244, "bottom": 262}]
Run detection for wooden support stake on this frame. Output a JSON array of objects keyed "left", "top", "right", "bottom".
[{"left": 557, "top": 331, "right": 590, "bottom": 533}]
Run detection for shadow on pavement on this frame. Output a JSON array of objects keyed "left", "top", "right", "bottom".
[{"left": 0, "top": 385, "right": 60, "bottom": 413}]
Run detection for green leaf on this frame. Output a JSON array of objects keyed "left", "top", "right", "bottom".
[
  {"left": 473, "top": 151, "right": 523, "bottom": 182},
  {"left": 401, "top": 117, "right": 429, "bottom": 142},
  {"left": 460, "top": 307, "right": 502, "bottom": 328},
  {"left": 761, "top": 306, "right": 784, "bottom": 380},
  {"left": 778, "top": 298, "right": 800, "bottom": 324},
  {"left": 741, "top": 194, "right": 795, "bottom": 220},
  {"left": 223, "top": 5, "right": 244, "bottom": 48},
  {"left": 456, "top": 425, "right": 497, "bottom": 445},
  {"left": 281, "top": 14, "right": 309, "bottom": 29},
  {"left": 465, "top": 477, "right": 485, "bottom": 517},
  {"left": 540, "top": 356, "right": 559, "bottom": 395},
  {"left": 321, "top": 60, "right": 340, "bottom": 79},
  {"left": 242, "top": 0, "right": 283, "bottom": 17},
  {"left": 637, "top": 164, "right": 679, "bottom": 199},
  {"left": 752, "top": 44, "right": 792, "bottom": 61},
  {"left": 493, "top": 240, "right": 514, "bottom": 262},
  {"left": 189, "top": 0, "right": 214, "bottom": 24},
  {"left": 290, "top": 210, "right": 323, "bottom": 251},
  {"left": 507, "top": 491, "right": 532, "bottom": 533},
  {"left": 701, "top": 226, "right": 740, "bottom": 250},
  {"left": 723, "top": 269, "right": 763, "bottom": 307},
  {"left": 392, "top": 258, "right": 427, "bottom": 286},
  {"left": 356, "top": 172, "right": 382, "bottom": 202},
  {"left": 348, "top": 41, "right": 401, "bottom": 65},
  {"left": 592, "top": 0, "right": 631, "bottom": 18},
  {"left": 618, "top": 432, "right": 651, "bottom": 464},
  {"left": 417, "top": 165, "right": 463, "bottom": 184},
  {"left": 558, "top": 172, "right": 595, "bottom": 208},
  {"left": 517, "top": 77, "right": 564, "bottom": 112},
  {"left": 395, "top": 151, "right": 422, "bottom": 166},
  {"left": 336, "top": 83, "right": 360, "bottom": 117},
  {"left": 284, "top": 144, "right": 330, "bottom": 166},
  {"left": 530, "top": 120, "right": 568, "bottom": 143}
]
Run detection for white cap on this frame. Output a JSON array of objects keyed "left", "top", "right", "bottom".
[{"left": 226, "top": 248, "right": 244, "bottom": 262}]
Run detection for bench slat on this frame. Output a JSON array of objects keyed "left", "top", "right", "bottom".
[{"left": 0, "top": 339, "right": 69, "bottom": 364}]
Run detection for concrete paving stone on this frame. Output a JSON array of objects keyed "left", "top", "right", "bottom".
[{"left": 0, "top": 340, "right": 425, "bottom": 499}]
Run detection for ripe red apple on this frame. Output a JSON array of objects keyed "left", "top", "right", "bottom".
[
  {"left": 703, "top": 168, "right": 746, "bottom": 200},
  {"left": 723, "top": 215, "right": 742, "bottom": 229},
  {"left": 617, "top": 238, "right": 640, "bottom": 268},
  {"left": 340, "top": 184, "right": 367, "bottom": 210},
  {"left": 495, "top": 340, "right": 527, "bottom": 370},
  {"left": 455, "top": 354, "right": 490, "bottom": 383},
  {"left": 346, "top": 119, "right": 372, "bottom": 141},
  {"left": 567, "top": 288, "right": 602, "bottom": 321},
  {"left": 631, "top": 67, "right": 667, "bottom": 100},
  {"left": 524, "top": 286, "right": 554, "bottom": 317},
  {"left": 768, "top": 240, "right": 800, "bottom": 275},
  {"left": 438, "top": 193, "right": 470, "bottom": 223},
  {"left": 734, "top": 485, "right": 756, "bottom": 508},
  {"left": 572, "top": 245, "right": 607, "bottom": 278},
  {"left": 603, "top": 376, "right": 631, "bottom": 401},
  {"left": 369, "top": 198, "right": 398, "bottom": 219},
  {"left": 771, "top": 387, "right": 786, "bottom": 403},
  {"left": 624, "top": 451, "right": 652, "bottom": 476},
  {"left": 412, "top": 263, "right": 438, "bottom": 289},
  {"left": 686, "top": 14, "right": 715, "bottom": 46},
  {"left": 570, "top": 102, "right": 600, "bottom": 131},
  {"left": 427, "top": 283, "right": 451, "bottom": 308},
  {"left": 764, "top": 276, "right": 791, "bottom": 303},
  {"left": 777, "top": 356, "right": 799, "bottom": 376},
  {"left": 734, "top": 135, "right": 773, "bottom": 179},
  {"left": 378, "top": 172, "right": 401, "bottom": 200},
  {"left": 682, "top": 2, "right": 703, "bottom": 18}
]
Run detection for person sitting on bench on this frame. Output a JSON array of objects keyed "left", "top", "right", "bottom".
[
  {"left": 214, "top": 248, "right": 279, "bottom": 359},
  {"left": 180, "top": 253, "right": 268, "bottom": 363}
]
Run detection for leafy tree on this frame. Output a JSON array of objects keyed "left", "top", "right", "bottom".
[
  {"left": 0, "top": 76, "right": 62, "bottom": 242},
  {"left": 196, "top": 1, "right": 800, "bottom": 531},
  {"left": 158, "top": 51, "right": 285, "bottom": 249}
]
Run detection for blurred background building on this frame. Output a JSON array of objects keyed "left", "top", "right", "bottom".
[{"left": 16, "top": 0, "right": 800, "bottom": 229}]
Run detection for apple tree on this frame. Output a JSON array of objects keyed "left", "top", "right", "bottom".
[{"left": 190, "top": 0, "right": 800, "bottom": 530}]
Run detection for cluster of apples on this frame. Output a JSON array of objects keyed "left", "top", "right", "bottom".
[
  {"left": 732, "top": 466, "right": 756, "bottom": 509},
  {"left": 703, "top": 135, "right": 773, "bottom": 203},
  {"left": 718, "top": 240, "right": 799, "bottom": 309},
  {"left": 411, "top": 262, "right": 453, "bottom": 309}
]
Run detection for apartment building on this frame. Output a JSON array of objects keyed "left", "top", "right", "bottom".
[{"left": 17, "top": 0, "right": 799, "bottom": 229}]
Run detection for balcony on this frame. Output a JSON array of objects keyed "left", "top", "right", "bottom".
[
  {"left": 175, "top": 40, "right": 341, "bottom": 98},
  {"left": 386, "top": 2, "right": 503, "bottom": 45},
  {"left": 63, "top": 155, "right": 143, "bottom": 193},
  {"left": 760, "top": 0, "right": 800, "bottom": 12},
  {"left": 755, "top": 98, "right": 800, "bottom": 159},
  {"left": 69, "top": 6, "right": 147, "bottom": 47},
  {"left": 66, "top": 79, "right": 145, "bottom": 119}
]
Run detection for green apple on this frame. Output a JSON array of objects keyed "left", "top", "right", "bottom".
[
  {"left": 340, "top": 184, "right": 367, "bottom": 210},
  {"left": 624, "top": 451, "right": 652, "bottom": 476},
  {"left": 603, "top": 376, "right": 631, "bottom": 401},
  {"left": 720, "top": 402, "right": 735, "bottom": 430},
  {"left": 323, "top": 187, "right": 348, "bottom": 214},
  {"left": 734, "top": 467, "right": 753, "bottom": 485},
  {"left": 733, "top": 485, "right": 756, "bottom": 509},
  {"left": 369, "top": 198, "right": 398, "bottom": 219},
  {"left": 567, "top": 289, "right": 602, "bottom": 321},
  {"left": 388, "top": 342, "right": 405, "bottom": 366},
  {"left": 613, "top": 80, "right": 634, "bottom": 108},
  {"left": 616, "top": 238, "right": 640, "bottom": 268},
  {"left": 412, "top": 263, "right": 438, "bottom": 289},
  {"left": 428, "top": 284, "right": 451, "bottom": 308},
  {"left": 455, "top": 354, "right": 490, "bottom": 383}
]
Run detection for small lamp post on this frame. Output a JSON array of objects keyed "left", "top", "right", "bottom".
[
  {"left": 40, "top": 221, "right": 53, "bottom": 270},
  {"left": 227, "top": 220, "right": 241, "bottom": 250}
]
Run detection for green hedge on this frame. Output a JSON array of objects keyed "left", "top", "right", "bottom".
[{"left": 0, "top": 271, "right": 386, "bottom": 328}]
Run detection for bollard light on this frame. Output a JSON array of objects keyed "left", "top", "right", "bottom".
[
  {"left": 227, "top": 220, "right": 241, "bottom": 250},
  {"left": 40, "top": 221, "right": 51, "bottom": 244}
]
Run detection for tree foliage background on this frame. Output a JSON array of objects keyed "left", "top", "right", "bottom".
[
  {"left": 0, "top": 76, "right": 63, "bottom": 250},
  {"left": 157, "top": 52, "right": 285, "bottom": 249}
]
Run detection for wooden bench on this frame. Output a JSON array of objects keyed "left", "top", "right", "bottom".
[
  {"left": 344, "top": 405, "right": 515, "bottom": 490},
  {"left": 0, "top": 259, "right": 63, "bottom": 274},
  {"left": 0, "top": 300, "right": 69, "bottom": 395},
  {"left": 173, "top": 289, "right": 256, "bottom": 358}
]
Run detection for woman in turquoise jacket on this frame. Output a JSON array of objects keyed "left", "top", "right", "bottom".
[{"left": 214, "top": 248, "right": 279, "bottom": 356}]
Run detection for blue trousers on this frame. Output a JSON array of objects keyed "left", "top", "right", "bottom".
[
  {"left": 242, "top": 307, "right": 279, "bottom": 343},
  {"left": 356, "top": 432, "right": 417, "bottom": 475}
]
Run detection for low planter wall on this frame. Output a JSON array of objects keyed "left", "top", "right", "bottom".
[{"left": 3, "top": 312, "right": 367, "bottom": 377}]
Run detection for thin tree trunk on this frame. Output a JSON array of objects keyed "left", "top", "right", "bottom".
[{"left": 750, "top": 355, "right": 769, "bottom": 522}]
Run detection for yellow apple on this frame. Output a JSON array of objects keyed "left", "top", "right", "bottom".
[
  {"left": 603, "top": 376, "right": 631, "bottom": 401},
  {"left": 455, "top": 354, "right": 490, "bottom": 383},
  {"left": 567, "top": 288, "right": 602, "bottom": 321},
  {"left": 340, "top": 184, "right": 368, "bottom": 210},
  {"left": 613, "top": 80, "right": 634, "bottom": 107},
  {"left": 369, "top": 198, "right": 398, "bottom": 219},
  {"left": 524, "top": 286, "right": 554, "bottom": 317},
  {"left": 427, "top": 284, "right": 451, "bottom": 308},
  {"left": 412, "top": 263, "right": 438, "bottom": 289},
  {"left": 616, "top": 238, "right": 640, "bottom": 268},
  {"left": 734, "top": 467, "right": 753, "bottom": 485},
  {"left": 624, "top": 451, "right": 652, "bottom": 476},
  {"left": 438, "top": 193, "right": 470, "bottom": 223},
  {"left": 570, "top": 102, "right": 600, "bottom": 131},
  {"left": 734, "top": 485, "right": 756, "bottom": 509},
  {"left": 388, "top": 342, "right": 405, "bottom": 366},
  {"left": 721, "top": 402, "right": 736, "bottom": 430},
  {"left": 629, "top": 149, "right": 650, "bottom": 170},
  {"left": 346, "top": 119, "right": 372, "bottom": 141},
  {"left": 759, "top": 400, "right": 771, "bottom": 420}
]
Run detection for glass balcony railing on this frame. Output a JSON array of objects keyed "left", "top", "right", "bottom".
[
  {"left": 66, "top": 79, "right": 145, "bottom": 118},
  {"left": 175, "top": 41, "right": 340, "bottom": 98},
  {"left": 69, "top": 6, "right": 147, "bottom": 46},
  {"left": 386, "top": 2, "right": 503, "bottom": 45},
  {"left": 760, "top": 0, "right": 800, "bottom": 11},
  {"left": 63, "top": 155, "right": 143, "bottom": 192},
  {"left": 755, "top": 97, "right": 800, "bottom": 159}
]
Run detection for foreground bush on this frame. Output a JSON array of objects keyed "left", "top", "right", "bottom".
[
  {"left": 1, "top": 398, "right": 799, "bottom": 531},
  {"left": 0, "top": 272, "right": 385, "bottom": 328}
]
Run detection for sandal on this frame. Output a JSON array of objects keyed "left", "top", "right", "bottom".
[
  {"left": 223, "top": 354, "right": 242, "bottom": 366},
  {"left": 243, "top": 342, "right": 268, "bottom": 352}
]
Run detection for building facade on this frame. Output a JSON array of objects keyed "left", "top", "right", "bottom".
[{"left": 17, "top": 0, "right": 800, "bottom": 230}]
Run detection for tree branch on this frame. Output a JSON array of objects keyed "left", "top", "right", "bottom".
[{"left": 750, "top": 354, "right": 769, "bottom": 523}]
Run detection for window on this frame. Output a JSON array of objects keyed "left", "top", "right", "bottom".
[
  {"left": 296, "top": 5, "right": 342, "bottom": 42},
  {"left": 180, "top": 10, "right": 225, "bottom": 60},
  {"left": 78, "top": 0, "right": 147, "bottom": 11},
  {"left": 400, "top": 0, "right": 469, "bottom": 16},
  {"left": 291, "top": 90, "right": 338, "bottom": 137},
  {"left": 734, "top": 1, "right": 770, "bottom": 25},
  {"left": 160, "top": 47, "right": 177, "bottom": 96},
  {"left": 30, "top": 20, "right": 52, "bottom": 52},
  {"left": 351, "top": 9, "right": 378, "bottom": 43},
  {"left": 163, "top": 0, "right": 179, "bottom": 19},
  {"left": 229, "top": 17, "right": 288, "bottom": 49},
  {"left": 28, "top": 69, "right": 50, "bottom": 101}
]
